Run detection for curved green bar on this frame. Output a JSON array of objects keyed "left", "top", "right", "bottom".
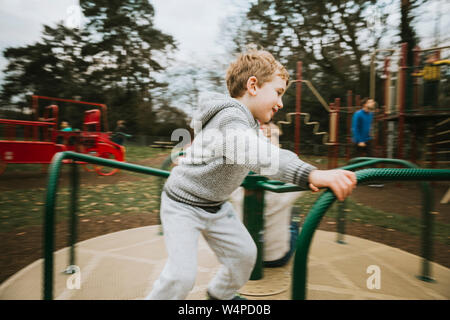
[
  {"left": 43, "top": 151, "right": 171, "bottom": 300},
  {"left": 292, "top": 168, "right": 450, "bottom": 300},
  {"left": 336, "top": 157, "right": 436, "bottom": 282},
  {"left": 256, "top": 157, "right": 436, "bottom": 283}
]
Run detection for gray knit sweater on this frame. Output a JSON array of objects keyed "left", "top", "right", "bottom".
[{"left": 164, "top": 93, "right": 317, "bottom": 207}]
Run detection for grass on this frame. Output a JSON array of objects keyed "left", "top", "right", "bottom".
[
  {"left": 123, "top": 145, "right": 170, "bottom": 162},
  {"left": 0, "top": 177, "right": 164, "bottom": 232},
  {"left": 0, "top": 145, "right": 171, "bottom": 232},
  {"left": 1, "top": 145, "right": 449, "bottom": 246}
]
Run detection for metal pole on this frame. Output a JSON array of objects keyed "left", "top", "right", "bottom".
[
  {"left": 242, "top": 175, "right": 267, "bottom": 280},
  {"left": 383, "top": 58, "right": 390, "bottom": 158},
  {"left": 295, "top": 61, "right": 302, "bottom": 156},
  {"left": 418, "top": 182, "right": 435, "bottom": 282},
  {"left": 334, "top": 98, "right": 340, "bottom": 168},
  {"left": 66, "top": 161, "right": 79, "bottom": 273},
  {"left": 327, "top": 103, "right": 335, "bottom": 169},
  {"left": 43, "top": 153, "right": 65, "bottom": 300},
  {"left": 370, "top": 49, "right": 396, "bottom": 99},
  {"left": 413, "top": 46, "right": 421, "bottom": 109},
  {"left": 346, "top": 91, "right": 353, "bottom": 162},
  {"left": 336, "top": 199, "right": 347, "bottom": 244},
  {"left": 398, "top": 43, "right": 407, "bottom": 159}
]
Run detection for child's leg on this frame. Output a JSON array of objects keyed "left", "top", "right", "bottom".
[
  {"left": 146, "top": 192, "right": 203, "bottom": 300},
  {"left": 203, "top": 202, "right": 257, "bottom": 300}
]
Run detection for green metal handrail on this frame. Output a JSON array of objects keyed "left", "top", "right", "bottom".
[
  {"left": 43, "top": 151, "right": 170, "bottom": 300},
  {"left": 337, "top": 157, "right": 436, "bottom": 282},
  {"left": 247, "top": 159, "right": 444, "bottom": 287},
  {"left": 291, "top": 167, "right": 450, "bottom": 300},
  {"left": 43, "top": 152, "right": 450, "bottom": 300}
]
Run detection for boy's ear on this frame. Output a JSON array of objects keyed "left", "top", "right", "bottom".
[{"left": 246, "top": 76, "right": 258, "bottom": 96}]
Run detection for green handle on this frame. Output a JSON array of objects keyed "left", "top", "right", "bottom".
[
  {"left": 292, "top": 167, "right": 450, "bottom": 300},
  {"left": 43, "top": 152, "right": 171, "bottom": 300}
]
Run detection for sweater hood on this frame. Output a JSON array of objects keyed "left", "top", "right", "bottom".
[{"left": 190, "top": 92, "right": 257, "bottom": 130}]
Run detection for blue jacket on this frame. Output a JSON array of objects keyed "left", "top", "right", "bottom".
[{"left": 352, "top": 109, "right": 373, "bottom": 143}]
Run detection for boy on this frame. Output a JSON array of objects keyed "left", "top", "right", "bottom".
[{"left": 147, "top": 49, "right": 356, "bottom": 300}]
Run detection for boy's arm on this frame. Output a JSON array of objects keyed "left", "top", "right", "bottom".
[
  {"left": 219, "top": 110, "right": 357, "bottom": 198},
  {"left": 220, "top": 119, "right": 315, "bottom": 189}
]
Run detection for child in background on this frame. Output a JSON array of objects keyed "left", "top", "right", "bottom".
[
  {"left": 60, "top": 121, "right": 72, "bottom": 132},
  {"left": 229, "top": 121, "right": 304, "bottom": 268}
]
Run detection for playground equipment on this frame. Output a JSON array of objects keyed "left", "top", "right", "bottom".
[
  {"left": 0, "top": 95, "right": 126, "bottom": 176},
  {"left": 277, "top": 61, "right": 342, "bottom": 169},
  {"left": 427, "top": 117, "right": 450, "bottom": 168},
  {"left": 372, "top": 43, "right": 450, "bottom": 164},
  {"left": 281, "top": 43, "right": 450, "bottom": 168},
  {"left": 41, "top": 151, "right": 450, "bottom": 300}
]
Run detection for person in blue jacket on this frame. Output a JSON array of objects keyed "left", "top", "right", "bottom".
[{"left": 352, "top": 97, "right": 375, "bottom": 157}]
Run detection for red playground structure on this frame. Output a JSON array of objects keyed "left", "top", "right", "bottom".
[{"left": 0, "top": 95, "right": 125, "bottom": 176}]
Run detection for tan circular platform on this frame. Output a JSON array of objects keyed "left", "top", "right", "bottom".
[
  {"left": 239, "top": 263, "right": 291, "bottom": 296},
  {"left": 0, "top": 225, "right": 449, "bottom": 300}
]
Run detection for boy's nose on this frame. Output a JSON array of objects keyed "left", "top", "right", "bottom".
[{"left": 277, "top": 99, "right": 283, "bottom": 109}]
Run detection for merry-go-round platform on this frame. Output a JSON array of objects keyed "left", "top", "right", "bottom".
[{"left": 0, "top": 225, "right": 448, "bottom": 300}]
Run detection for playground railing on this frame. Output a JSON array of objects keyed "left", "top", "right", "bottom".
[
  {"left": 43, "top": 152, "right": 450, "bottom": 300},
  {"left": 339, "top": 157, "right": 436, "bottom": 282},
  {"left": 252, "top": 165, "right": 450, "bottom": 299},
  {"left": 43, "top": 151, "right": 170, "bottom": 300},
  {"left": 290, "top": 166, "right": 450, "bottom": 300}
]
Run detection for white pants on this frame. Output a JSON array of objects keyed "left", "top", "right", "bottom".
[
  {"left": 147, "top": 192, "right": 257, "bottom": 300},
  {"left": 229, "top": 187, "right": 304, "bottom": 261}
]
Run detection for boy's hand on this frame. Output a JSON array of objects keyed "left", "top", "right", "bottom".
[{"left": 308, "top": 169, "right": 357, "bottom": 201}]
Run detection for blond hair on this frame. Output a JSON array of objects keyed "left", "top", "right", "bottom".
[{"left": 226, "top": 49, "right": 289, "bottom": 98}]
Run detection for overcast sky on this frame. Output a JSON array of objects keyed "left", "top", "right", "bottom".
[
  {"left": 0, "top": 0, "right": 246, "bottom": 82},
  {"left": 0, "top": 0, "right": 448, "bottom": 82}
]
